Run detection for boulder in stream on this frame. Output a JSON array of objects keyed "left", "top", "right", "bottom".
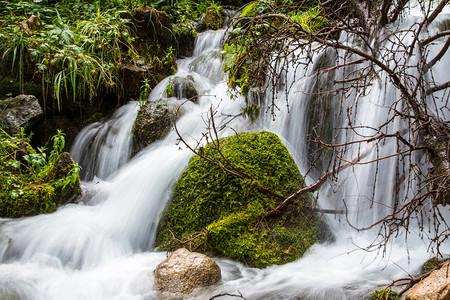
[
  {"left": 197, "top": 6, "right": 225, "bottom": 32},
  {"left": 132, "top": 100, "right": 181, "bottom": 153},
  {"left": 156, "top": 131, "right": 330, "bottom": 268},
  {"left": 154, "top": 248, "right": 221, "bottom": 295},
  {"left": 168, "top": 76, "right": 199, "bottom": 100}
]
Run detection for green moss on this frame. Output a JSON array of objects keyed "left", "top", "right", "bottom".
[
  {"left": 46, "top": 152, "right": 81, "bottom": 205},
  {"left": 0, "top": 184, "right": 57, "bottom": 218},
  {"left": 200, "top": 6, "right": 224, "bottom": 31},
  {"left": 0, "top": 129, "right": 80, "bottom": 218},
  {"left": 156, "top": 131, "right": 324, "bottom": 268},
  {"left": 421, "top": 257, "right": 445, "bottom": 273},
  {"left": 367, "top": 289, "right": 400, "bottom": 300}
]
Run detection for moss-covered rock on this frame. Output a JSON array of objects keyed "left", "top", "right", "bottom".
[
  {"left": 367, "top": 289, "right": 400, "bottom": 300},
  {"left": 0, "top": 131, "right": 81, "bottom": 218},
  {"left": 0, "top": 184, "right": 57, "bottom": 218},
  {"left": 46, "top": 152, "right": 81, "bottom": 205},
  {"left": 198, "top": 6, "right": 225, "bottom": 32},
  {"left": 421, "top": 257, "right": 445, "bottom": 274},
  {"left": 156, "top": 131, "right": 325, "bottom": 268}
]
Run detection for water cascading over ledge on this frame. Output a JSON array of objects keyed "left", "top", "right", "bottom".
[{"left": 0, "top": 4, "right": 448, "bottom": 300}]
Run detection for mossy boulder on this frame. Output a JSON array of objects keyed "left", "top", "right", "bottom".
[
  {"left": 0, "top": 184, "right": 57, "bottom": 218},
  {"left": 129, "top": 5, "right": 173, "bottom": 54},
  {"left": 198, "top": 6, "right": 225, "bottom": 32},
  {"left": 0, "top": 132, "right": 81, "bottom": 218},
  {"left": 156, "top": 131, "right": 326, "bottom": 268},
  {"left": 46, "top": 152, "right": 82, "bottom": 205}
]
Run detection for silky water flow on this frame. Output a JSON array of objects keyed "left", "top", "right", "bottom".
[{"left": 0, "top": 7, "right": 449, "bottom": 300}]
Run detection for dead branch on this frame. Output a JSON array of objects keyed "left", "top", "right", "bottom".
[{"left": 426, "top": 81, "right": 450, "bottom": 95}]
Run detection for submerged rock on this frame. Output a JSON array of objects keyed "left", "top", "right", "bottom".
[
  {"left": 0, "top": 94, "right": 43, "bottom": 134},
  {"left": 156, "top": 131, "right": 328, "bottom": 268},
  {"left": 154, "top": 248, "right": 221, "bottom": 295},
  {"left": 406, "top": 261, "right": 450, "bottom": 300}
]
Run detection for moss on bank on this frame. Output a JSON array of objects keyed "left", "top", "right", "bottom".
[
  {"left": 0, "top": 129, "right": 80, "bottom": 218},
  {"left": 156, "top": 131, "right": 324, "bottom": 268}
]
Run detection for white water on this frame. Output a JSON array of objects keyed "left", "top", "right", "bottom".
[{"left": 1, "top": 6, "right": 449, "bottom": 300}]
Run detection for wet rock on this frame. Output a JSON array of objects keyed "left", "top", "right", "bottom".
[
  {"left": 27, "top": 115, "right": 81, "bottom": 152},
  {"left": 132, "top": 100, "right": 178, "bottom": 153},
  {"left": 198, "top": 7, "right": 225, "bottom": 32},
  {"left": 174, "top": 31, "right": 196, "bottom": 58},
  {"left": 0, "top": 94, "right": 43, "bottom": 134},
  {"left": 154, "top": 248, "right": 221, "bottom": 295},
  {"left": 406, "top": 261, "right": 450, "bottom": 300},
  {"left": 46, "top": 152, "right": 82, "bottom": 205},
  {"left": 171, "top": 76, "right": 199, "bottom": 100}
]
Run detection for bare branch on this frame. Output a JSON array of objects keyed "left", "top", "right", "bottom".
[
  {"left": 426, "top": 81, "right": 450, "bottom": 95},
  {"left": 421, "top": 30, "right": 450, "bottom": 46}
]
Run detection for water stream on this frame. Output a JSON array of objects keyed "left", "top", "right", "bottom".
[{"left": 0, "top": 6, "right": 449, "bottom": 300}]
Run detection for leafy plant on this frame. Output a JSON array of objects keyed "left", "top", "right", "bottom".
[
  {"left": 165, "top": 78, "right": 175, "bottom": 98},
  {"left": 0, "top": 128, "right": 80, "bottom": 217},
  {"left": 138, "top": 77, "right": 152, "bottom": 106},
  {"left": 290, "top": 6, "right": 328, "bottom": 32}
]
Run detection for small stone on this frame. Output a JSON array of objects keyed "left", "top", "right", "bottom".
[{"left": 154, "top": 248, "right": 221, "bottom": 295}]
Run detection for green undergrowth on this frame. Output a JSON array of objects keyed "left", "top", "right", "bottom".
[
  {"left": 0, "top": 0, "right": 180, "bottom": 110},
  {"left": 0, "top": 128, "right": 80, "bottom": 218},
  {"left": 222, "top": 0, "right": 327, "bottom": 97},
  {"left": 156, "top": 131, "right": 325, "bottom": 268}
]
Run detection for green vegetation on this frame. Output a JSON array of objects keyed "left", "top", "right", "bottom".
[
  {"left": 290, "top": 6, "right": 328, "bottom": 33},
  {"left": 0, "top": 1, "right": 139, "bottom": 109},
  {"left": 156, "top": 131, "right": 324, "bottom": 268},
  {"left": 0, "top": 128, "right": 80, "bottom": 217},
  {"left": 222, "top": 0, "right": 327, "bottom": 96},
  {"left": 367, "top": 289, "right": 400, "bottom": 300},
  {"left": 421, "top": 257, "right": 445, "bottom": 273},
  {"left": 0, "top": 0, "right": 230, "bottom": 109}
]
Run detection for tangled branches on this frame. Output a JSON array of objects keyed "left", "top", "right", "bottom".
[{"left": 222, "top": 0, "right": 449, "bottom": 253}]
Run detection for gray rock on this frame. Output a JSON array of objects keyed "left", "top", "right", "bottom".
[
  {"left": 132, "top": 100, "right": 181, "bottom": 153},
  {"left": 170, "top": 76, "right": 199, "bottom": 100},
  {"left": 0, "top": 94, "right": 43, "bottom": 134},
  {"left": 154, "top": 248, "right": 221, "bottom": 295}
]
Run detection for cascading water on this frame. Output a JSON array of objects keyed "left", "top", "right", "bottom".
[
  {"left": 70, "top": 102, "right": 139, "bottom": 181},
  {"left": 0, "top": 5, "right": 448, "bottom": 300}
]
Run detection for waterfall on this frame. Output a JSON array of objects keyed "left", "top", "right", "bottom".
[
  {"left": 0, "top": 6, "right": 448, "bottom": 299},
  {"left": 70, "top": 102, "right": 139, "bottom": 181}
]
